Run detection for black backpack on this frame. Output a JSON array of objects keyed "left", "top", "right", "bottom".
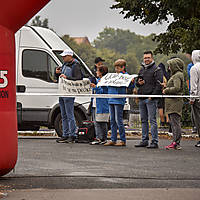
[{"left": 76, "top": 121, "right": 95, "bottom": 143}]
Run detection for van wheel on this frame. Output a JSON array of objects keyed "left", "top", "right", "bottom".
[
  {"left": 54, "top": 113, "right": 62, "bottom": 137},
  {"left": 54, "top": 110, "right": 85, "bottom": 137}
]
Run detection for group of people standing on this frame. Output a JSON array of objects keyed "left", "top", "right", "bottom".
[{"left": 55, "top": 48, "right": 200, "bottom": 149}]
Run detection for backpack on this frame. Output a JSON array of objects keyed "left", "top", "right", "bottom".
[{"left": 76, "top": 121, "right": 95, "bottom": 143}]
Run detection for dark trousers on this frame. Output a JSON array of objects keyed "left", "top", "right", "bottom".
[{"left": 168, "top": 113, "right": 182, "bottom": 144}]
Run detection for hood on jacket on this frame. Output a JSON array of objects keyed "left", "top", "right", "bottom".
[
  {"left": 167, "top": 58, "right": 184, "bottom": 75},
  {"left": 192, "top": 50, "right": 200, "bottom": 64}
]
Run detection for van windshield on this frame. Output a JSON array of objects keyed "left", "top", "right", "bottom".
[{"left": 53, "top": 50, "right": 92, "bottom": 78}]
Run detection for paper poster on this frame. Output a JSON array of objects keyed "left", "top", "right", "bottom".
[
  {"left": 58, "top": 77, "right": 92, "bottom": 94},
  {"left": 97, "top": 73, "right": 137, "bottom": 87}
]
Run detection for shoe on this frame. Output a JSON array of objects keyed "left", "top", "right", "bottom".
[
  {"left": 56, "top": 136, "right": 69, "bottom": 143},
  {"left": 165, "top": 142, "right": 176, "bottom": 150},
  {"left": 192, "top": 127, "right": 197, "bottom": 134},
  {"left": 90, "top": 139, "right": 101, "bottom": 145},
  {"left": 135, "top": 141, "right": 148, "bottom": 147},
  {"left": 65, "top": 136, "right": 75, "bottom": 143},
  {"left": 195, "top": 141, "right": 200, "bottom": 147},
  {"left": 147, "top": 143, "right": 158, "bottom": 149},
  {"left": 104, "top": 141, "right": 116, "bottom": 146},
  {"left": 176, "top": 144, "right": 182, "bottom": 150},
  {"left": 114, "top": 141, "right": 126, "bottom": 146},
  {"left": 100, "top": 140, "right": 107, "bottom": 145}
]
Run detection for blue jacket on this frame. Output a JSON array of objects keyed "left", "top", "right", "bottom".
[
  {"left": 93, "top": 78, "right": 109, "bottom": 114},
  {"left": 108, "top": 71, "right": 135, "bottom": 105}
]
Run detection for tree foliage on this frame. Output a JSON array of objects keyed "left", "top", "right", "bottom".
[
  {"left": 31, "top": 16, "right": 49, "bottom": 28},
  {"left": 111, "top": 0, "right": 200, "bottom": 54}
]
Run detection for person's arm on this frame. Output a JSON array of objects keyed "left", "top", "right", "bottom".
[
  {"left": 54, "top": 66, "right": 62, "bottom": 82},
  {"left": 164, "top": 74, "right": 183, "bottom": 95},
  {"left": 152, "top": 67, "right": 163, "bottom": 95},
  {"left": 136, "top": 69, "right": 144, "bottom": 87}
]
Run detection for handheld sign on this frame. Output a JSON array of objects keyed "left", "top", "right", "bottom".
[
  {"left": 97, "top": 73, "right": 137, "bottom": 87},
  {"left": 58, "top": 77, "right": 92, "bottom": 95}
]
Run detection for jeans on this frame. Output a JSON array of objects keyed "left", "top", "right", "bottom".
[
  {"left": 109, "top": 104, "right": 126, "bottom": 143},
  {"left": 59, "top": 97, "right": 77, "bottom": 137},
  {"left": 139, "top": 98, "right": 158, "bottom": 144}
]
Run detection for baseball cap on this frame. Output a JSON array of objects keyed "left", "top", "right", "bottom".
[
  {"left": 95, "top": 57, "right": 105, "bottom": 64},
  {"left": 60, "top": 49, "right": 73, "bottom": 57}
]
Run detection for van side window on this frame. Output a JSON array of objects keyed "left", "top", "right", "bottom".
[{"left": 22, "top": 50, "right": 58, "bottom": 82}]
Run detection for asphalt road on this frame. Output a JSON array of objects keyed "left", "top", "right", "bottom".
[{"left": 1, "top": 137, "right": 200, "bottom": 191}]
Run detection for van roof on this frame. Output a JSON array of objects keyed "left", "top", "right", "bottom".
[{"left": 18, "top": 26, "right": 71, "bottom": 51}]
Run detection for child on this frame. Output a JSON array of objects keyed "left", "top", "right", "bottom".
[
  {"left": 104, "top": 59, "right": 134, "bottom": 146},
  {"left": 90, "top": 66, "right": 109, "bottom": 145}
]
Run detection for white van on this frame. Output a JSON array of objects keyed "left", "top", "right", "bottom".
[{"left": 15, "top": 26, "right": 93, "bottom": 137}]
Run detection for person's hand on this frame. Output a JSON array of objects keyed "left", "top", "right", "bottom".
[
  {"left": 161, "top": 82, "right": 167, "bottom": 88},
  {"left": 190, "top": 100, "right": 194, "bottom": 105},
  {"left": 56, "top": 67, "right": 61, "bottom": 74},
  {"left": 138, "top": 78, "right": 145, "bottom": 85},
  {"left": 60, "top": 74, "right": 67, "bottom": 79},
  {"left": 162, "top": 89, "right": 166, "bottom": 94},
  {"left": 90, "top": 83, "right": 96, "bottom": 88}
]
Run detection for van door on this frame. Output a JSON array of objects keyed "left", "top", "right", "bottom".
[{"left": 17, "top": 48, "right": 59, "bottom": 123}]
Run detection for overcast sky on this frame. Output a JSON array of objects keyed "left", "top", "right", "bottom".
[{"left": 29, "top": 0, "right": 169, "bottom": 42}]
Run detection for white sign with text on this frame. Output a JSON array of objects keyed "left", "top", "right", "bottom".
[
  {"left": 97, "top": 73, "right": 137, "bottom": 87},
  {"left": 58, "top": 77, "right": 92, "bottom": 94}
]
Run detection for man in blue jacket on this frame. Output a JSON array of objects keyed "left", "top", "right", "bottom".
[
  {"left": 56, "top": 49, "right": 83, "bottom": 143},
  {"left": 135, "top": 51, "right": 163, "bottom": 149}
]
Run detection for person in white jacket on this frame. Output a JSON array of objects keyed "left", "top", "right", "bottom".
[{"left": 190, "top": 50, "right": 200, "bottom": 147}]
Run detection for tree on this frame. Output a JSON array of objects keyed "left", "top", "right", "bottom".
[
  {"left": 111, "top": 0, "right": 200, "bottom": 54},
  {"left": 31, "top": 15, "right": 49, "bottom": 28},
  {"left": 94, "top": 27, "right": 140, "bottom": 54},
  {"left": 62, "top": 35, "right": 97, "bottom": 68}
]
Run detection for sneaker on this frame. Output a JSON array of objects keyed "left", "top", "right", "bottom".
[
  {"left": 176, "top": 144, "right": 182, "bottom": 150},
  {"left": 65, "top": 136, "right": 75, "bottom": 143},
  {"left": 165, "top": 142, "right": 176, "bottom": 150},
  {"left": 195, "top": 141, "right": 200, "bottom": 147},
  {"left": 192, "top": 127, "right": 197, "bottom": 134},
  {"left": 135, "top": 141, "right": 148, "bottom": 147},
  {"left": 104, "top": 141, "right": 116, "bottom": 146},
  {"left": 147, "top": 143, "right": 158, "bottom": 149},
  {"left": 114, "top": 141, "right": 126, "bottom": 146},
  {"left": 100, "top": 140, "right": 107, "bottom": 145},
  {"left": 90, "top": 139, "right": 101, "bottom": 145},
  {"left": 56, "top": 136, "right": 69, "bottom": 143}
]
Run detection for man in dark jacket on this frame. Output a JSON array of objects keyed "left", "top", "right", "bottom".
[
  {"left": 135, "top": 51, "right": 163, "bottom": 148},
  {"left": 56, "top": 49, "right": 83, "bottom": 143}
]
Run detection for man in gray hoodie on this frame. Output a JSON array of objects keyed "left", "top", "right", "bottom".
[{"left": 190, "top": 50, "right": 200, "bottom": 147}]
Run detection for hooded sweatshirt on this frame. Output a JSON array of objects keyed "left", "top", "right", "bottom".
[
  {"left": 190, "top": 50, "right": 200, "bottom": 102},
  {"left": 164, "top": 58, "right": 185, "bottom": 116}
]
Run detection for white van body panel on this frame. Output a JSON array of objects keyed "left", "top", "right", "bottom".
[{"left": 15, "top": 26, "right": 91, "bottom": 126}]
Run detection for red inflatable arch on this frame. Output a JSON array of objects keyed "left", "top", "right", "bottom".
[{"left": 0, "top": 0, "right": 50, "bottom": 176}]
